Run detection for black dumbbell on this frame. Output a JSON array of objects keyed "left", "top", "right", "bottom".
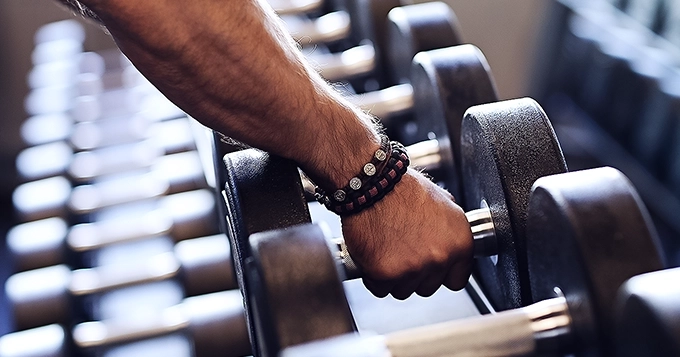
[
  {"left": 7, "top": 188, "right": 219, "bottom": 272},
  {"left": 347, "top": 44, "right": 499, "bottom": 196},
  {"left": 221, "top": 97, "right": 567, "bottom": 356},
  {"left": 615, "top": 267, "right": 680, "bottom": 357},
  {"left": 271, "top": 166, "right": 664, "bottom": 357},
  {"left": 304, "top": 2, "right": 462, "bottom": 90},
  {"left": 319, "top": 5, "right": 468, "bottom": 145},
  {"left": 6, "top": 233, "right": 236, "bottom": 329},
  {"left": 0, "top": 290, "right": 250, "bottom": 357}
]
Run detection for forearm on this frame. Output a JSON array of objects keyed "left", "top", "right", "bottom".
[{"left": 76, "top": 0, "right": 380, "bottom": 189}]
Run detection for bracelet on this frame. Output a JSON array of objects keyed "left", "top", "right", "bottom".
[{"left": 314, "top": 137, "right": 410, "bottom": 216}]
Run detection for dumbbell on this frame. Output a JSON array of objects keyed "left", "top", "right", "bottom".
[
  {"left": 17, "top": 117, "right": 197, "bottom": 182},
  {"left": 7, "top": 188, "right": 219, "bottom": 272},
  {"left": 6, "top": 233, "right": 236, "bottom": 329},
  {"left": 270, "top": 165, "right": 665, "bottom": 357},
  {"left": 0, "top": 290, "right": 251, "bottom": 357},
  {"left": 19, "top": 60, "right": 182, "bottom": 147},
  {"left": 221, "top": 98, "right": 568, "bottom": 356},
  {"left": 13, "top": 114, "right": 212, "bottom": 221},
  {"left": 269, "top": 0, "right": 324, "bottom": 16},
  {"left": 615, "top": 267, "right": 680, "bottom": 357},
  {"left": 342, "top": 44, "right": 499, "bottom": 196},
  {"left": 31, "top": 20, "right": 85, "bottom": 65},
  {"left": 303, "top": 2, "right": 462, "bottom": 90},
  {"left": 12, "top": 150, "right": 210, "bottom": 222}
]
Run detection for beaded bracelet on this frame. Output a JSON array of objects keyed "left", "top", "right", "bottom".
[{"left": 314, "top": 137, "right": 410, "bottom": 216}]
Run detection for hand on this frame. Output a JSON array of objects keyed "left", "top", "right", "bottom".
[{"left": 342, "top": 169, "right": 473, "bottom": 300}]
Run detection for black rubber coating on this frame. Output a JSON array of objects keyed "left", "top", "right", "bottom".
[
  {"left": 527, "top": 167, "right": 666, "bottom": 356},
  {"left": 615, "top": 267, "right": 680, "bottom": 357},
  {"left": 386, "top": 1, "right": 463, "bottom": 86},
  {"left": 223, "top": 149, "right": 311, "bottom": 357},
  {"left": 345, "top": 0, "right": 404, "bottom": 85},
  {"left": 250, "top": 224, "right": 356, "bottom": 356},
  {"left": 461, "top": 98, "right": 568, "bottom": 311},
  {"left": 411, "top": 44, "right": 499, "bottom": 206}
]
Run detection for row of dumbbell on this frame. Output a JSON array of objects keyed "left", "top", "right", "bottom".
[
  {"left": 211, "top": 39, "right": 678, "bottom": 355},
  {"left": 548, "top": 0, "right": 680, "bottom": 198},
  {"left": 4, "top": 19, "right": 237, "bottom": 357},
  {"left": 204, "top": 6, "right": 680, "bottom": 353},
  {"left": 1, "top": 3, "right": 475, "bottom": 355},
  {"left": 2, "top": 11, "right": 676, "bottom": 357}
]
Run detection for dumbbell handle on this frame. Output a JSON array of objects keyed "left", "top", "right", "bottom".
[
  {"left": 311, "top": 44, "right": 376, "bottom": 81},
  {"left": 282, "top": 296, "right": 572, "bottom": 357},
  {"left": 333, "top": 206, "right": 497, "bottom": 280},
  {"left": 348, "top": 83, "right": 414, "bottom": 121},
  {"left": 284, "top": 11, "right": 351, "bottom": 45}
]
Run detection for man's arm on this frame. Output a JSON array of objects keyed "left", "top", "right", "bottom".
[{"left": 73, "top": 0, "right": 473, "bottom": 299}]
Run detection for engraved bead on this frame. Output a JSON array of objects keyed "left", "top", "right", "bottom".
[
  {"left": 349, "top": 177, "right": 362, "bottom": 190},
  {"left": 363, "top": 163, "right": 376, "bottom": 176},
  {"left": 333, "top": 190, "right": 346, "bottom": 202},
  {"left": 374, "top": 149, "right": 387, "bottom": 161}
]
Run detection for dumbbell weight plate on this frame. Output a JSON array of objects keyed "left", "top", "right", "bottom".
[
  {"left": 222, "top": 150, "right": 312, "bottom": 357},
  {"left": 411, "top": 44, "right": 499, "bottom": 205},
  {"left": 386, "top": 2, "right": 462, "bottom": 86},
  {"left": 461, "top": 97, "right": 568, "bottom": 311},
  {"left": 249, "top": 224, "right": 355, "bottom": 357},
  {"left": 527, "top": 167, "right": 666, "bottom": 356}
]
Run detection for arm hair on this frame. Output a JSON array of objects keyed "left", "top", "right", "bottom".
[{"left": 56, "top": 0, "right": 102, "bottom": 23}]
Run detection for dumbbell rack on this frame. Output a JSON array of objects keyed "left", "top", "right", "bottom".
[
  {"left": 534, "top": 0, "right": 680, "bottom": 266},
  {"left": 0, "top": 12, "right": 499, "bottom": 356}
]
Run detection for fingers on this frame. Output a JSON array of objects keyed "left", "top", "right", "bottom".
[
  {"left": 415, "top": 268, "right": 449, "bottom": 297},
  {"left": 443, "top": 257, "right": 473, "bottom": 291},
  {"left": 390, "top": 271, "right": 425, "bottom": 300},
  {"left": 362, "top": 278, "right": 395, "bottom": 298},
  {"left": 363, "top": 262, "right": 464, "bottom": 301}
]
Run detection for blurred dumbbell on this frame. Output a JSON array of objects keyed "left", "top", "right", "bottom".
[
  {"left": 610, "top": 0, "right": 663, "bottom": 32},
  {"left": 0, "top": 290, "right": 250, "bottom": 357},
  {"left": 19, "top": 61, "right": 184, "bottom": 148},
  {"left": 31, "top": 20, "right": 85, "bottom": 67},
  {"left": 7, "top": 188, "right": 219, "bottom": 271},
  {"left": 269, "top": 0, "right": 324, "bottom": 15},
  {"left": 221, "top": 98, "right": 568, "bottom": 356},
  {"left": 12, "top": 149, "right": 209, "bottom": 222},
  {"left": 17, "top": 117, "right": 198, "bottom": 182},
  {"left": 6, "top": 234, "right": 235, "bottom": 329},
  {"left": 274, "top": 166, "right": 665, "bottom": 357}
]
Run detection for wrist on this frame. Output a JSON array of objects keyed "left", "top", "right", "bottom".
[{"left": 296, "top": 94, "right": 382, "bottom": 191}]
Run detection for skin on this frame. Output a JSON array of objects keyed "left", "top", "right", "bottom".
[{"left": 58, "top": 0, "right": 473, "bottom": 299}]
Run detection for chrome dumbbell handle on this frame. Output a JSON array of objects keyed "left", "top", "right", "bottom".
[{"left": 281, "top": 296, "right": 571, "bottom": 357}]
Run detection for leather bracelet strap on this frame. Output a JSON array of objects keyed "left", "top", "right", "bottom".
[{"left": 314, "top": 139, "right": 410, "bottom": 216}]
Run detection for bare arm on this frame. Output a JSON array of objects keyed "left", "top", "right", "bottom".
[{"left": 72, "top": 0, "right": 473, "bottom": 299}]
